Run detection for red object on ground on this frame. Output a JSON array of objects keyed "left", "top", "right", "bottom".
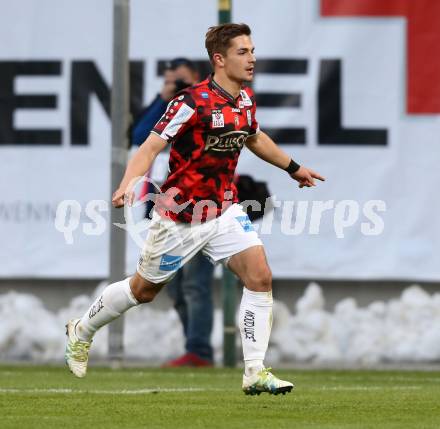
[{"left": 162, "top": 352, "right": 213, "bottom": 368}]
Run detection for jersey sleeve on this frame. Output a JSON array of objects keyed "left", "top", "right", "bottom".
[{"left": 151, "top": 91, "right": 197, "bottom": 144}]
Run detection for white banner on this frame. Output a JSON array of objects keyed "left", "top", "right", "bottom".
[{"left": 1, "top": 0, "right": 439, "bottom": 280}]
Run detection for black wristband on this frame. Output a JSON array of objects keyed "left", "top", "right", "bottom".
[{"left": 285, "top": 159, "right": 300, "bottom": 174}]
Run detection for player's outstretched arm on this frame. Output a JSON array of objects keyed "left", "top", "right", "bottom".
[
  {"left": 112, "top": 133, "right": 167, "bottom": 208},
  {"left": 245, "top": 131, "right": 325, "bottom": 188}
]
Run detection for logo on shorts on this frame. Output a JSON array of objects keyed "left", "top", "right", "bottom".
[
  {"left": 243, "top": 310, "right": 256, "bottom": 342},
  {"left": 89, "top": 296, "right": 104, "bottom": 319},
  {"left": 235, "top": 215, "right": 254, "bottom": 232},
  {"left": 159, "top": 254, "right": 183, "bottom": 271}
]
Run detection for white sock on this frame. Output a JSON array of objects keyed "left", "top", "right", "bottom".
[
  {"left": 76, "top": 277, "right": 139, "bottom": 341},
  {"left": 239, "top": 287, "right": 273, "bottom": 377}
]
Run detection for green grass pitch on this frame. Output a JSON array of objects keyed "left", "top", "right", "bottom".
[{"left": 1, "top": 365, "right": 440, "bottom": 428}]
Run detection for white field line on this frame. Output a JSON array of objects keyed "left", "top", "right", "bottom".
[
  {"left": 0, "top": 385, "right": 423, "bottom": 394},
  {"left": 0, "top": 387, "right": 223, "bottom": 394},
  {"left": 320, "top": 385, "right": 422, "bottom": 391}
]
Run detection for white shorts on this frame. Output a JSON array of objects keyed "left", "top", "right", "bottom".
[{"left": 137, "top": 203, "right": 263, "bottom": 284}]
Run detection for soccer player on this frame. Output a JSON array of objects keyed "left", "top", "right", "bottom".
[{"left": 65, "top": 23, "right": 324, "bottom": 395}]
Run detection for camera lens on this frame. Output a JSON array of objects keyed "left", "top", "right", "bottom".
[{"left": 174, "top": 79, "right": 190, "bottom": 93}]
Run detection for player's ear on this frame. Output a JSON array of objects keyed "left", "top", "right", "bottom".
[{"left": 213, "top": 53, "right": 225, "bottom": 68}]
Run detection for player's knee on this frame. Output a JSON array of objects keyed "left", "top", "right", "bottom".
[
  {"left": 260, "top": 267, "right": 272, "bottom": 290},
  {"left": 135, "top": 288, "right": 157, "bottom": 303},
  {"left": 247, "top": 266, "right": 272, "bottom": 292},
  {"left": 130, "top": 275, "right": 162, "bottom": 303}
]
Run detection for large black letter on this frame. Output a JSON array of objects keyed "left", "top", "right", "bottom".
[
  {"left": 70, "top": 61, "right": 144, "bottom": 145},
  {"left": 70, "top": 61, "right": 110, "bottom": 145},
  {"left": 129, "top": 61, "right": 145, "bottom": 122},
  {"left": 0, "top": 61, "right": 62, "bottom": 145},
  {"left": 256, "top": 59, "right": 307, "bottom": 144},
  {"left": 318, "top": 59, "right": 387, "bottom": 145}
]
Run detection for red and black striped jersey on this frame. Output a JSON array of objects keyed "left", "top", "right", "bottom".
[{"left": 151, "top": 74, "right": 260, "bottom": 223}]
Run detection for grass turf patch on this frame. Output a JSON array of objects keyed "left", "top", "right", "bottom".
[{"left": 1, "top": 365, "right": 440, "bottom": 429}]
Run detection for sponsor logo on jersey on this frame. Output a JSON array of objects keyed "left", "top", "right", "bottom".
[
  {"left": 205, "top": 130, "right": 248, "bottom": 152},
  {"left": 211, "top": 109, "right": 225, "bottom": 128},
  {"left": 246, "top": 110, "right": 252, "bottom": 126},
  {"left": 232, "top": 108, "right": 241, "bottom": 112}
]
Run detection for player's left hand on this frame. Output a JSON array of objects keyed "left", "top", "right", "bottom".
[{"left": 290, "top": 166, "right": 325, "bottom": 188}]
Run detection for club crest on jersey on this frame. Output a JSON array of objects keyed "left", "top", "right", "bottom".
[
  {"left": 246, "top": 110, "right": 252, "bottom": 126},
  {"left": 211, "top": 109, "right": 225, "bottom": 128}
]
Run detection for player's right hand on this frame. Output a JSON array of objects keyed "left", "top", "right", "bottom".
[{"left": 112, "top": 188, "right": 135, "bottom": 208}]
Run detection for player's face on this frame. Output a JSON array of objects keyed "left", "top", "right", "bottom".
[{"left": 223, "top": 35, "right": 256, "bottom": 83}]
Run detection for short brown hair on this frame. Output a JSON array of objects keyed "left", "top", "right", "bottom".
[{"left": 205, "top": 23, "right": 251, "bottom": 62}]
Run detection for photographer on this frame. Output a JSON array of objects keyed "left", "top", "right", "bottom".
[
  {"left": 132, "top": 58, "right": 199, "bottom": 146},
  {"left": 131, "top": 58, "right": 215, "bottom": 367}
]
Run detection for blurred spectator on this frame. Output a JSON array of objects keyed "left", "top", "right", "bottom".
[
  {"left": 132, "top": 58, "right": 200, "bottom": 146},
  {"left": 132, "top": 58, "right": 215, "bottom": 367}
]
